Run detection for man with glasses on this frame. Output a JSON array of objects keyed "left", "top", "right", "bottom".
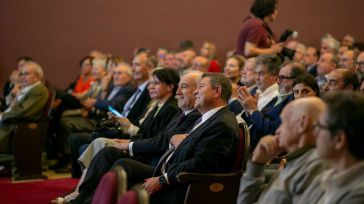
[
  {"left": 323, "top": 69, "right": 358, "bottom": 93},
  {"left": 238, "top": 56, "right": 305, "bottom": 148},
  {"left": 0, "top": 61, "right": 48, "bottom": 153},
  {"left": 298, "top": 92, "right": 364, "bottom": 204},
  {"left": 316, "top": 52, "right": 338, "bottom": 91},
  {"left": 191, "top": 56, "right": 209, "bottom": 73}
]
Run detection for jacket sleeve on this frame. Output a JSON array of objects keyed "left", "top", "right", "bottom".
[{"left": 2, "top": 85, "right": 48, "bottom": 121}]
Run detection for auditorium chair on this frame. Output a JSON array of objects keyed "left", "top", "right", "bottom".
[
  {"left": 177, "top": 122, "right": 250, "bottom": 204},
  {"left": 92, "top": 165, "right": 127, "bottom": 204},
  {"left": 0, "top": 88, "right": 55, "bottom": 180}
]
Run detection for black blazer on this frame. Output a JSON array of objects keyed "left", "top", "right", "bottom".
[
  {"left": 150, "top": 107, "right": 239, "bottom": 204},
  {"left": 132, "top": 109, "right": 201, "bottom": 165},
  {"left": 133, "top": 97, "right": 179, "bottom": 141},
  {"left": 126, "top": 85, "right": 151, "bottom": 125},
  {"left": 95, "top": 83, "right": 136, "bottom": 112}
]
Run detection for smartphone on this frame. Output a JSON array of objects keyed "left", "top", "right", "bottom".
[{"left": 108, "top": 106, "right": 123, "bottom": 117}]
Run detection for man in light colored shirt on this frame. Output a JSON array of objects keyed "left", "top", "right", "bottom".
[{"left": 0, "top": 61, "right": 48, "bottom": 153}]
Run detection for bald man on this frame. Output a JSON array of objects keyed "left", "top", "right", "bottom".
[{"left": 237, "top": 97, "right": 326, "bottom": 204}]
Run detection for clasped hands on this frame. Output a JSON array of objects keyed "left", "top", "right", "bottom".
[{"left": 237, "top": 86, "right": 258, "bottom": 114}]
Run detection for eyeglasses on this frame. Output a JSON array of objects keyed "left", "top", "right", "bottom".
[
  {"left": 355, "top": 61, "right": 364, "bottom": 67},
  {"left": 278, "top": 75, "right": 295, "bottom": 80},
  {"left": 323, "top": 79, "right": 344, "bottom": 87},
  {"left": 18, "top": 71, "right": 31, "bottom": 77}
]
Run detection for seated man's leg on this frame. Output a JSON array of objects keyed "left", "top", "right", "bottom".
[
  {"left": 68, "top": 132, "right": 92, "bottom": 178},
  {"left": 112, "top": 158, "right": 155, "bottom": 188},
  {"left": 0, "top": 125, "right": 15, "bottom": 153},
  {"left": 78, "top": 137, "right": 118, "bottom": 168},
  {"left": 72, "top": 146, "right": 130, "bottom": 204}
]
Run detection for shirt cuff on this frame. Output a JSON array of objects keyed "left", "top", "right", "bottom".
[
  {"left": 163, "top": 173, "right": 170, "bottom": 185},
  {"left": 128, "top": 142, "right": 134, "bottom": 156}
]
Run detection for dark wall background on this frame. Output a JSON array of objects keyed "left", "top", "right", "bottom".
[{"left": 0, "top": 0, "right": 363, "bottom": 92}]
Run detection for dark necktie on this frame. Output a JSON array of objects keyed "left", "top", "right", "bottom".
[
  {"left": 153, "top": 115, "right": 202, "bottom": 176},
  {"left": 122, "top": 88, "right": 141, "bottom": 117}
]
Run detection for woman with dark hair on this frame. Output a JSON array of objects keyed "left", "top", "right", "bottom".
[
  {"left": 236, "top": 0, "right": 283, "bottom": 57},
  {"left": 292, "top": 73, "right": 320, "bottom": 99}
]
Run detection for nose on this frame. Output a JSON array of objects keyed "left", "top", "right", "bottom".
[
  {"left": 193, "top": 88, "right": 198, "bottom": 96},
  {"left": 176, "top": 86, "right": 182, "bottom": 95}
]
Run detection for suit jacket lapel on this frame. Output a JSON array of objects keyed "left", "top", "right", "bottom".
[{"left": 171, "top": 107, "right": 227, "bottom": 158}]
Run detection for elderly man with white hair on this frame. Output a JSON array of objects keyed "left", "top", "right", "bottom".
[{"left": 0, "top": 61, "right": 49, "bottom": 153}]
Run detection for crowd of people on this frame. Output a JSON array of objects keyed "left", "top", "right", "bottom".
[{"left": 0, "top": 0, "right": 364, "bottom": 203}]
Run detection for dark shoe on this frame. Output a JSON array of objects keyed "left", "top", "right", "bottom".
[
  {"left": 0, "top": 165, "right": 11, "bottom": 177},
  {"left": 54, "top": 163, "right": 72, "bottom": 173}
]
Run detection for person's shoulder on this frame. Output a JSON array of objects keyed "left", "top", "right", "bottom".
[{"left": 243, "top": 16, "right": 263, "bottom": 27}]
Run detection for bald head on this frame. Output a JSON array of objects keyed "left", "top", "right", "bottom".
[{"left": 276, "top": 97, "right": 326, "bottom": 153}]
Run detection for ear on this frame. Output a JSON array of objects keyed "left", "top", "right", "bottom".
[
  {"left": 167, "top": 84, "right": 174, "bottom": 92},
  {"left": 214, "top": 85, "right": 222, "bottom": 98},
  {"left": 333, "top": 131, "right": 348, "bottom": 151},
  {"left": 297, "top": 114, "right": 308, "bottom": 134}
]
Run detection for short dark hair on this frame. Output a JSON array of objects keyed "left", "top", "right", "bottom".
[
  {"left": 201, "top": 73, "right": 232, "bottom": 102},
  {"left": 152, "top": 68, "right": 180, "bottom": 96},
  {"left": 293, "top": 73, "right": 320, "bottom": 96},
  {"left": 256, "top": 54, "right": 281, "bottom": 75},
  {"left": 179, "top": 40, "right": 194, "bottom": 51},
  {"left": 250, "top": 0, "right": 277, "bottom": 19},
  {"left": 79, "top": 56, "right": 94, "bottom": 67},
  {"left": 323, "top": 92, "right": 364, "bottom": 159}
]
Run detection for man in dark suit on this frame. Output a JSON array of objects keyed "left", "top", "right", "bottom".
[
  {"left": 69, "top": 73, "right": 239, "bottom": 204},
  {"left": 0, "top": 61, "right": 48, "bottom": 153}
]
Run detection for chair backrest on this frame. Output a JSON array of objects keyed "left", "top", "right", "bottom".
[
  {"left": 92, "top": 171, "right": 119, "bottom": 204},
  {"left": 232, "top": 122, "right": 251, "bottom": 171},
  {"left": 42, "top": 88, "right": 55, "bottom": 117},
  {"left": 117, "top": 185, "right": 149, "bottom": 204},
  {"left": 92, "top": 165, "right": 128, "bottom": 204}
]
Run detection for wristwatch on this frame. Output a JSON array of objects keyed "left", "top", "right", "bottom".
[{"left": 159, "top": 175, "right": 167, "bottom": 186}]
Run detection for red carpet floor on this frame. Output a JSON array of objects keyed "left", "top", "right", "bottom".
[{"left": 0, "top": 178, "right": 79, "bottom": 204}]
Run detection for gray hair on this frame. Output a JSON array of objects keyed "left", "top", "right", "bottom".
[{"left": 24, "top": 61, "right": 44, "bottom": 80}]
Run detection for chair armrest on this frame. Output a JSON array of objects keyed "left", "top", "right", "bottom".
[
  {"left": 177, "top": 171, "right": 243, "bottom": 183},
  {"left": 2, "top": 116, "right": 51, "bottom": 125}
]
